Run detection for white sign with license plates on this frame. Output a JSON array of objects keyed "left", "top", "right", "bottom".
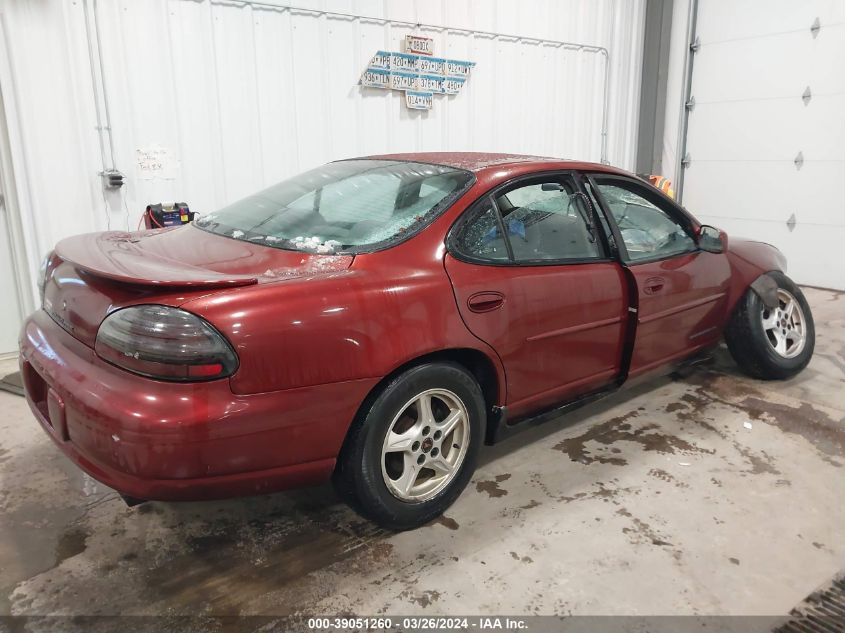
[{"left": 359, "top": 36, "right": 475, "bottom": 111}]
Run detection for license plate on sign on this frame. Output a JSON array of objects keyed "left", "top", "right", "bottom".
[
  {"left": 446, "top": 60, "right": 474, "bottom": 77},
  {"left": 361, "top": 68, "right": 390, "bottom": 89},
  {"left": 390, "top": 71, "right": 417, "bottom": 91},
  {"left": 390, "top": 52, "right": 419, "bottom": 72},
  {"left": 369, "top": 50, "right": 391, "bottom": 70},
  {"left": 443, "top": 76, "right": 466, "bottom": 94},
  {"left": 418, "top": 74, "right": 445, "bottom": 93},
  {"left": 405, "top": 91, "right": 433, "bottom": 110},
  {"left": 418, "top": 56, "right": 446, "bottom": 75},
  {"left": 405, "top": 35, "right": 434, "bottom": 56}
]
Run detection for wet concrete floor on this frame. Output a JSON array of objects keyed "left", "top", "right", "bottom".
[{"left": 0, "top": 287, "right": 843, "bottom": 616}]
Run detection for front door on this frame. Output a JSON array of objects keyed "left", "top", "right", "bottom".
[
  {"left": 588, "top": 175, "right": 731, "bottom": 378},
  {"left": 444, "top": 174, "right": 628, "bottom": 419}
]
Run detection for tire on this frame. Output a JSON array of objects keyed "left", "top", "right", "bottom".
[
  {"left": 333, "top": 362, "right": 485, "bottom": 530},
  {"left": 725, "top": 271, "right": 815, "bottom": 380}
]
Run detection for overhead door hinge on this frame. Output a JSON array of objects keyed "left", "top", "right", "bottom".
[
  {"left": 802, "top": 86, "right": 812, "bottom": 105},
  {"left": 787, "top": 213, "right": 797, "bottom": 232}
]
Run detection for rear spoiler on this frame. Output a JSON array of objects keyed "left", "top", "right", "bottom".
[{"left": 55, "top": 232, "right": 259, "bottom": 289}]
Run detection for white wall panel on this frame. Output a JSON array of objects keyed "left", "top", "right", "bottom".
[
  {"left": 0, "top": 0, "right": 645, "bottom": 305},
  {"left": 671, "top": 0, "right": 845, "bottom": 290},
  {"left": 0, "top": 182, "right": 23, "bottom": 354}
]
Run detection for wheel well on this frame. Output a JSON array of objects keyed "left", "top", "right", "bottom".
[
  {"left": 338, "top": 348, "right": 501, "bottom": 461},
  {"left": 379, "top": 348, "right": 499, "bottom": 413}
]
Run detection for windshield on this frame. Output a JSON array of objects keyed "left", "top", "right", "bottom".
[{"left": 194, "top": 160, "right": 474, "bottom": 254}]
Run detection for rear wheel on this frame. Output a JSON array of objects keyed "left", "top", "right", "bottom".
[
  {"left": 725, "top": 271, "right": 815, "bottom": 380},
  {"left": 334, "top": 362, "right": 485, "bottom": 530}
]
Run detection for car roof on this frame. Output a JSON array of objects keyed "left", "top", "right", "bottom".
[{"left": 363, "top": 151, "right": 629, "bottom": 175}]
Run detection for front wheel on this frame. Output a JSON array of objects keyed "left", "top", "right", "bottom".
[
  {"left": 333, "top": 362, "right": 485, "bottom": 530},
  {"left": 725, "top": 271, "right": 815, "bottom": 380}
]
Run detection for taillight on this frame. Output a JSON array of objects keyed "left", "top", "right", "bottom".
[{"left": 95, "top": 305, "right": 238, "bottom": 382}]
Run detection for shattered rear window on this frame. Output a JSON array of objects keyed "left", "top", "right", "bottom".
[{"left": 194, "top": 160, "right": 473, "bottom": 254}]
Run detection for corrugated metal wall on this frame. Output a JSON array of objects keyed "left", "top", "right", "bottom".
[{"left": 0, "top": 0, "right": 645, "bottom": 306}]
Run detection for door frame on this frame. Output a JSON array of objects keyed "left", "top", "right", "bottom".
[
  {"left": 583, "top": 171, "right": 702, "bottom": 265},
  {"left": 444, "top": 169, "right": 631, "bottom": 416},
  {"left": 584, "top": 172, "right": 730, "bottom": 378},
  {"left": 581, "top": 170, "right": 713, "bottom": 382},
  {"left": 445, "top": 169, "right": 616, "bottom": 266}
]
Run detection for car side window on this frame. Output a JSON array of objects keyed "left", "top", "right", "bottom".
[
  {"left": 453, "top": 199, "right": 511, "bottom": 262},
  {"left": 496, "top": 181, "right": 601, "bottom": 262},
  {"left": 454, "top": 178, "right": 603, "bottom": 264},
  {"left": 595, "top": 181, "right": 696, "bottom": 262}
]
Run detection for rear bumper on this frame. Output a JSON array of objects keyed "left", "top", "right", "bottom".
[{"left": 19, "top": 310, "right": 378, "bottom": 501}]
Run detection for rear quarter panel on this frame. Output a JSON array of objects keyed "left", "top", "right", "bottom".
[{"left": 182, "top": 243, "right": 504, "bottom": 398}]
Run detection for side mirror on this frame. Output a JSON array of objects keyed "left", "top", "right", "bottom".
[{"left": 697, "top": 224, "right": 725, "bottom": 254}]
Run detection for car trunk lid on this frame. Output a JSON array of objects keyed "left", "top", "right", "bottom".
[{"left": 45, "top": 226, "right": 353, "bottom": 347}]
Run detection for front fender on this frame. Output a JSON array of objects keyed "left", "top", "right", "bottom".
[{"left": 725, "top": 238, "right": 787, "bottom": 316}]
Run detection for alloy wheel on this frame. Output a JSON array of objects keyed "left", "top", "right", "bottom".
[
  {"left": 761, "top": 288, "right": 807, "bottom": 359},
  {"left": 380, "top": 388, "right": 470, "bottom": 502}
]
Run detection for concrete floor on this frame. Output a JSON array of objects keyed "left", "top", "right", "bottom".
[{"left": 0, "top": 287, "right": 843, "bottom": 617}]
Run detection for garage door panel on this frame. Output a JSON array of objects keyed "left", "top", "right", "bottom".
[
  {"left": 696, "top": 0, "right": 832, "bottom": 46},
  {"left": 692, "top": 24, "right": 845, "bottom": 103},
  {"left": 788, "top": 162, "right": 845, "bottom": 224},
  {"left": 686, "top": 100, "right": 804, "bottom": 161},
  {"left": 682, "top": 2, "right": 845, "bottom": 289},
  {"left": 684, "top": 159, "right": 845, "bottom": 228},
  {"left": 798, "top": 96, "right": 845, "bottom": 159},
  {"left": 693, "top": 32, "right": 812, "bottom": 103},
  {"left": 808, "top": 30, "right": 845, "bottom": 93},
  {"left": 683, "top": 162, "right": 794, "bottom": 226},
  {"left": 687, "top": 97, "right": 845, "bottom": 163}
]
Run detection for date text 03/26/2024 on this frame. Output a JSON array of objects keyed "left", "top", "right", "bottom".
[{"left": 306, "top": 617, "right": 528, "bottom": 630}]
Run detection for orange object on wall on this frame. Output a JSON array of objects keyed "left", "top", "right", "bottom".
[{"left": 648, "top": 175, "right": 675, "bottom": 199}]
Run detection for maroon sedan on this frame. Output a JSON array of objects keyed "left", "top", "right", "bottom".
[{"left": 20, "top": 153, "right": 815, "bottom": 529}]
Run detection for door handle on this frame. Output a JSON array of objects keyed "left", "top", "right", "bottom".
[
  {"left": 467, "top": 291, "right": 505, "bottom": 313},
  {"left": 644, "top": 277, "right": 665, "bottom": 294}
]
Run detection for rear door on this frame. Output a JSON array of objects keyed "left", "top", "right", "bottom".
[
  {"left": 444, "top": 173, "right": 628, "bottom": 419},
  {"left": 587, "top": 174, "right": 731, "bottom": 378}
]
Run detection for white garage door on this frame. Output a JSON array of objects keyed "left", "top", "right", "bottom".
[{"left": 681, "top": 0, "right": 845, "bottom": 290}]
